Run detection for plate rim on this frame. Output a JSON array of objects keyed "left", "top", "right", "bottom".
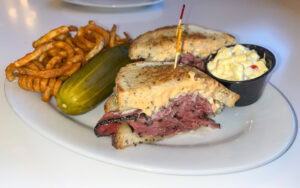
[
  {"left": 4, "top": 81, "right": 298, "bottom": 175},
  {"left": 63, "top": 0, "right": 163, "bottom": 8}
]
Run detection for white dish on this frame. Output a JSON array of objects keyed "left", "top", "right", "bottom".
[
  {"left": 4, "top": 81, "right": 296, "bottom": 175},
  {"left": 63, "top": 0, "right": 163, "bottom": 8}
]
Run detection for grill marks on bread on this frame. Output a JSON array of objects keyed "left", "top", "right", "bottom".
[
  {"left": 129, "top": 24, "right": 236, "bottom": 61},
  {"left": 115, "top": 62, "right": 240, "bottom": 115}
]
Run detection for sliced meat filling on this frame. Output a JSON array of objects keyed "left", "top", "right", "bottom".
[
  {"left": 94, "top": 94, "right": 220, "bottom": 137},
  {"left": 179, "top": 53, "right": 205, "bottom": 71},
  {"left": 135, "top": 53, "right": 205, "bottom": 72}
]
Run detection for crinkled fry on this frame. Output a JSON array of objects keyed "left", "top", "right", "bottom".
[
  {"left": 54, "top": 41, "right": 74, "bottom": 57},
  {"left": 6, "top": 21, "right": 130, "bottom": 102},
  {"left": 40, "top": 78, "right": 49, "bottom": 92},
  {"left": 18, "top": 75, "right": 25, "bottom": 89},
  {"left": 17, "top": 53, "right": 82, "bottom": 78},
  {"left": 116, "top": 38, "right": 130, "bottom": 43},
  {"left": 14, "top": 42, "right": 55, "bottom": 67},
  {"left": 89, "top": 20, "right": 95, "bottom": 25},
  {"left": 74, "top": 47, "right": 86, "bottom": 64},
  {"left": 26, "top": 62, "right": 40, "bottom": 71},
  {"left": 85, "top": 31, "right": 97, "bottom": 43},
  {"left": 33, "top": 61, "right": 45, "bottom": 70},
  {"left": 26, "top": 76, "right": 34, "bottom": 91},
  {"left": 65, "top": 37, "right": 76, "bottom": 48},
  {"left": 72, "top": 53, "right": 85, "bottom": 65},
  {"left": 85, "top": 33, "right": 104, "bottom": 61},
  {"left": 17, "top": 62, "right": 71, "bottom": 78},
  {"left": 68, "top": 25, "right": 78, "bottom": 32},
  {"left": 86, "top": 24, "right": 110, "bottom": 46},
  {"left": 109, "top": 24, "right": 117, "bottom": 48},
  {"left": 32, "top": 26, "right": 69, "bottom": 48},
  {"left": 63, "top": 63, "right": 81, "bottom": 76},
  {"left": 75, "top": 27, "right": 95, "bottom": 49},
  {"left": 123, "top": 32, "right": 131, "bottom": 40},
  {"left": 18, "top": 75, "right": 26, "bottom": 90},
  {"left": 47, "top": 48, "right": 68, "bottom": 58},
  {"left": 24, "top": 75, "right": 32, "bottom": 91},
  {"left": 48, "top": 78, "right": 56, "bottom": 90},
  {"left": 41, "top": 78, "right": 56, "bottom": 102},
  {"left": 33, "top": 77, "right": 41, "bottom": 92},
  {"left": 42, "top": 86, "right": 52, "bottom": 102},
  {"left": 75, "top": 47, "right": 84, "bottom": 57},
  {"left": 18, "top": 75, "right": 64, "bottom": 101},
  {"left": 5, "top": 63, "right": 16, "bottom": 82},
  {"left": 55, "top": 33, "right": 71, "bottom": 41},
  {"left": 115, "top": 40, "right": 126, "bottom": 46},
  {"left": 73, "top": 37, "right": 89, "bottom": 51},
  {"left": 38, "top": 52, "right": 48, "bottom": 62},
  {"left": 46, "top": 56, "right": 62, "bottom": 70},
  {"left": 43, "top": 78, "right": 56, "bottom": 101},
  {"left": 53, "top": 79, "right": 63, "bottom": 96}
]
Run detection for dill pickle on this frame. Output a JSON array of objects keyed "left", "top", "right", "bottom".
[{"left": 56, "top": 43, "right": 131, "bottom": 115}]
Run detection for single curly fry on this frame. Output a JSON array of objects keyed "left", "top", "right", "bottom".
[
  {"left": 75, "top": 27, "right": 95, "bottom": 49},
  {"left": 46, "top": 56, "right": 62, "bottom": 70},
  {"left": 33, "top": 77, "right": 41, "bottom": 92},
  {"left": 26, "top": 75, "right": 35, "bottom": 91},
  {"left": 5, "top": 63, "right": 16, "bottom": 82},
  {"left": 52, "top": 79, "right": 63, "bottom": 96},
  {"left": 68, "top": 25, "right": 78, "bottom": 32},
  {"left": 109, "top": 24, "right": 117, "bottom": 48},
  {"left": 86, "top": 24, "right": 110, "bottom": 46},
  {"left": 42, "top": 87, "right": 52, "bottom": 102},
  {"left": 40, "top": 78, "right": 49, "bottom": 92},
  {"left": 33, "top": 61, "right": 45, "bottom": 70},
  {"left": 54, "top": 41, "right": 74, "bottom": 57},
  {"left": 32, "top": 26, "right": 69, "bottom": 48},
  {"left": 63, "top": 63, "right": 81, "bottom": 76},
  {"left": 17, "top": 63, "right": 71, "bottom": 78},
  {"left": 85, "top": 33, "right": 104, "bottom": 61},
  {"left": 14, "top": 42, "right": 55, "bottom": 67}
]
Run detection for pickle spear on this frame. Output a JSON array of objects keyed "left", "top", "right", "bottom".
[{"left": 56, "top": 42, "right": 131, "bottom": 115}]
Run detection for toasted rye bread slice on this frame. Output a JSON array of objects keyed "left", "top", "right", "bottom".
[
  {"left": 115, "top": 62, "right": 240, "bottom": 116},
  {"left": 129, "top": 24, "right": 236, "bottom": 61},
  {"left": 104, "top": 95, "right": 118, "bottom": 113}
]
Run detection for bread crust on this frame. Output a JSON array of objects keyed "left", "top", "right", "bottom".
[
  {"left": 129, "top": 24, "right": 236, "bottom": 61},
  {"left": 104, "top": 95, "right": 118, "bottom": 113},
  {"left": 112, "top": 122, "right": 162, "bottom": 149},
  {"left": 115, "top": 62, "right": 239, "bottom": 116}
]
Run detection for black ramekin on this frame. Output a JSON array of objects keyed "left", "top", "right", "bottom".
[{"left": 205, "top": 44, "right": 276, "bottom": 106}]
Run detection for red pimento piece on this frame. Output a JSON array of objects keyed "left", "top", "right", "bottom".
[{"left": 251, "top": 65, "right": 258, "bottom": 69}]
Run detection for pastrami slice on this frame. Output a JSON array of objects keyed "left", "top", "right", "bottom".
[
  {"left": 95, "top": 94, "right": 220, "bottom": 137},
  {"left": 180, "top": 53, "right": 205, "bottom": 71}
]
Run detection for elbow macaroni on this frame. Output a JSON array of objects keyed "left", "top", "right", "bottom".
[{"left": 207, "top": 45, "right": 268, "bottom": 81}]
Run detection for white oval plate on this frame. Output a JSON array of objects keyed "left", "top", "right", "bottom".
[
  {"left": 63, "top": 0, "right": 163, "bottom": 8},
  {"left": 4, "top": 81, "right": 297, "bottom": 175}
]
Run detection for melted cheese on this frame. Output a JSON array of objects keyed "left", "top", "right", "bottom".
[{"left": 119, "top": 73, "right": 217, "bottom": 116}]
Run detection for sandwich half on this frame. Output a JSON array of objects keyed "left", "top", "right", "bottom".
[
  {"left": 129, "top": 24, "right": 236, "bottom": 71},
  {"left": 94, "top": 62, "right": 240, "bottom": 149}
]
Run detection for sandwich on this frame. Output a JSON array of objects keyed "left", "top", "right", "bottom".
[
  {"left": 94, "top": 62, "right": 240, "bottom": 149},
  {"left": 129, "top": 24, "right": 236, "bottom": 71}
]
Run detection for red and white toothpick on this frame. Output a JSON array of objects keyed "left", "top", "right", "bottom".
[{"left": 174, "top": 4, "right": 185, "bottom": 69}]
